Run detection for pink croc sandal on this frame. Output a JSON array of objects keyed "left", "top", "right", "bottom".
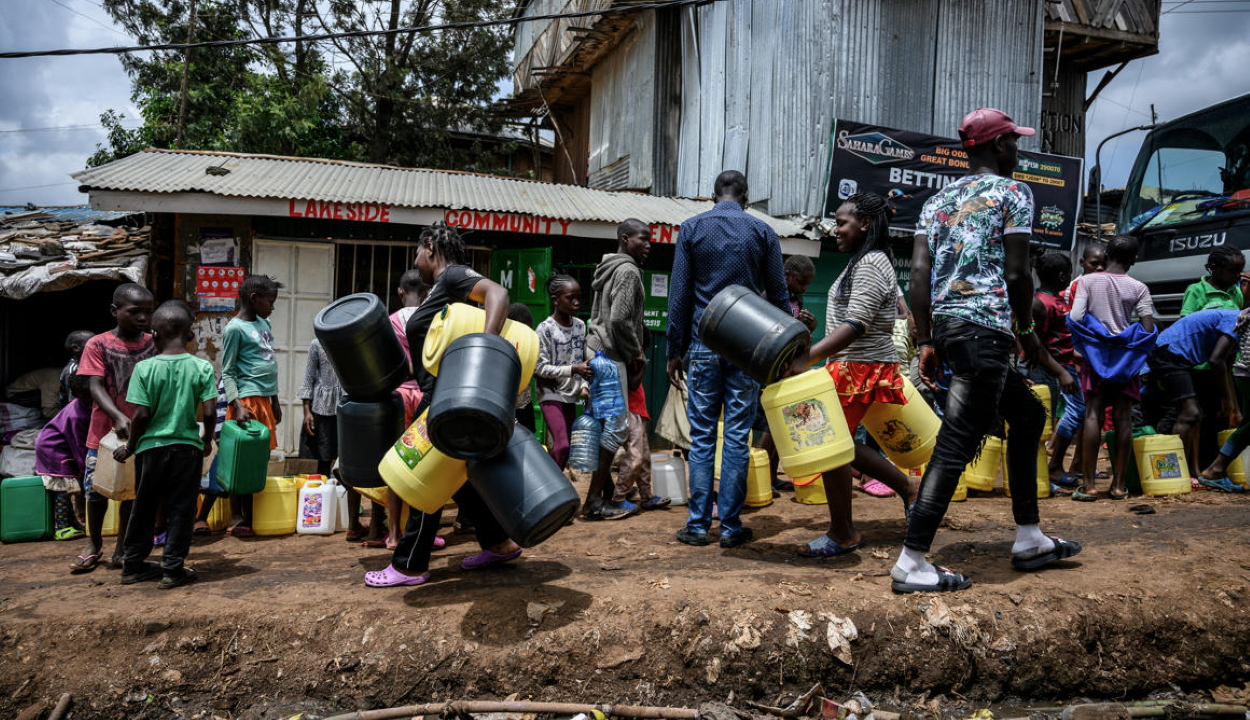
[
  {"left": 861, "top": 478, "right": 896, "bottom": 497},
  {"left": 461, "top": 548, "right": 522, "bottom": 571},
  {"left": 364, "top": 565, "right": 430, "bottom": 588}
]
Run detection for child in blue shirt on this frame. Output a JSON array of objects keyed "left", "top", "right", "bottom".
[{"left": 1147, "top": 307, "right": 1248, "bottom": 486}]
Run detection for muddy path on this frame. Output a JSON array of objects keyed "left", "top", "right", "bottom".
[{"left": 3, "top": 485, "right": 1250, "bottom": 719}]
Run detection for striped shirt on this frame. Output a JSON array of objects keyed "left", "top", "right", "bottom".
[
  {"left": 1069, "top": 273, "right": 1154, "bottom": 335},
  {"left": 826, "top": 251, "right": 900, "bottom": 363}
]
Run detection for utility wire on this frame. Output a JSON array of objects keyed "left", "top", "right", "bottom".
[
  {"left": 45, "top": 0, "right": 132, "bottom": 39},
  {"left": 0, "top": 181, "right": 79, "bottom": 194},
  {"left": 0, "top": 0, "right": 709, "bottom": 59},
  {"left": 0, "top": 121, "right": 143, "bottom": 133}
]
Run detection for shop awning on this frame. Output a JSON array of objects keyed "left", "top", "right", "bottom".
[{"left": 73, "top": 149, "right": 820, "bottom": 255}]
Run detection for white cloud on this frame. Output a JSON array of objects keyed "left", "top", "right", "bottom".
[
  {"left": 0, "top": 0, "right": 136, "bottom": 207},
  {"left": 1086, "top": 11, "right": 1250, "bottom": 191}
]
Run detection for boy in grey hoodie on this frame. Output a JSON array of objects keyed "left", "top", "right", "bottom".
[{"left": 583, "top": 218, "right": 651, "bottom": 520}]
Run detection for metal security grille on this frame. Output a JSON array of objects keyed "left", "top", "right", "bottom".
[{"left": 334, "top": 240, "right": 492, "bottom": 312}]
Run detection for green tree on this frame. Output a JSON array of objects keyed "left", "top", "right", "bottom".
[{"left": 89, "top": 0, "right": 513, "bottom": 171}]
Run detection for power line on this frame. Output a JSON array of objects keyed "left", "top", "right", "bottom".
[
  {"left": 0, "top": 0, "right": 708, "bottom": 60},
  {"left": 1162, "top": 0, "right": 1201, "bottom": 11},
  {"left": 0, "top": 122, "right": 143, "bottom": 133},
  {"left": 0, "top": 181, "right": 79, "bottom": 194},
  {"left": 46, "top": 0, "right": 132, "bottom": 38}
]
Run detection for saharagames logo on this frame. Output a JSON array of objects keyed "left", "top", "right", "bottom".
[{"left": 837, "top": 130, "right": 916, "bottom": 165}]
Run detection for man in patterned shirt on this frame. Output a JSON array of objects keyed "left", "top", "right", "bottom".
[
  {"left": 894, "top": 109, "right": 1082, "bottom": 593},
  {"left": 666, "top": 170, "right": 789, "bottom": 549}
]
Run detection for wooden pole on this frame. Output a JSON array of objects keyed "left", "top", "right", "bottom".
[
  {"left": 323, "top": 700, "right": 702, "bottom": 720},
  {"left": 175, "top": 0, "right": 198, "bottom": 149}
]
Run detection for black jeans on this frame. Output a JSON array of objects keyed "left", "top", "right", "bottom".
[
  {"left": 390, "top": 396, "right": 510, "bottom": 574},
  {"left": 124, "top": 444, "right": 202, "bottom": 574},
  {"left": 904, "top": 319, "right": 1046, "bottom": 553}
]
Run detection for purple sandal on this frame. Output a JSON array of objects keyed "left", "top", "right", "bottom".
[
  {"left": 462, "top": 548, "right": 522, "bottom": 571},
  {"left": 364, "top": 564, "right": 430, "bottom": 588}
]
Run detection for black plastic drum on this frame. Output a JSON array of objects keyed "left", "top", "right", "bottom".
[
  {"left": 427, "top": 333, "right": 521, "bottom": 460},
  {"left": 314, "top": 293, "right": 408, "bottom": 401},
  {"left": 336, "top": 393, "right": 405, "bottom": 488},
  {"left": 467, "top": 424, "right": 580, "bottom": 548},
  {"left": 697, "top": 284, "right": 809, "bottom": 385}
]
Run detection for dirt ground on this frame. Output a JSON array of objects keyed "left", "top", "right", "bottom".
[{"left": 4, "top": 463, "right": 1250, "bottom": 720}]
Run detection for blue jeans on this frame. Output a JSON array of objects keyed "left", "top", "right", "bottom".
[
  {"left": 1054, "top": 364, "right": 1085, "bottom": 442},
  {"left": 905, "top": 319, "right": 1045, "bottom": 552},
  {"left": 685, "top": 339, "right": 759, "bottom": 537}
]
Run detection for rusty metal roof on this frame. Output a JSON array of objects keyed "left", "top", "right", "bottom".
[{"left": 72, "top": 148, "right": 808, "bottom": 237}]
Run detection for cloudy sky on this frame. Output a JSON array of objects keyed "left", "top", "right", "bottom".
[{"left": 1, "top": 0, "right": 1248, "bottom": 209}]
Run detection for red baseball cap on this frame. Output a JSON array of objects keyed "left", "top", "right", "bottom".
[{"left": 958, "top": 108, "right": 1035, "bottom": 148}]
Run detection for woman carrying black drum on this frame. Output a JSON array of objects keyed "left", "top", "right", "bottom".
[{"left": 364, "top": 224, "right": 522, "bottom": 587}]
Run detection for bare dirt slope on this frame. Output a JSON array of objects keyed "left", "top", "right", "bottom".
[{"left": 3, "top": 484, "right": 1250, "bottom": 719}]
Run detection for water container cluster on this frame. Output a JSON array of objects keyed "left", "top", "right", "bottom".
[
  {"left": 698, "top": 285, "right": 946, "bottom": 498},
  {"left": 367, "top": 301, "right": 579, "bottom": 548}
]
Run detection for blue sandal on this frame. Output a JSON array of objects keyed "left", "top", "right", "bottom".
[
  {"left": 797, "top": 535, "right": 862, "bottom": 558},
  {"left": 1199, "top": 476, "right": 1245, "bottom": 493}
]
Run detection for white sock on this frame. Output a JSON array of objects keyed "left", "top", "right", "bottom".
[
  {"left": 891, "top": 547, "right": 939, "bottom": 584},
  {"left": 1012, "top": 524, "right": 1054, "bottom": 556}
]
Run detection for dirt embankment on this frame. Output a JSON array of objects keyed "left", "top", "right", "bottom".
[{"left": 3, "top": 488, "right": 1250, "bottom": 719}]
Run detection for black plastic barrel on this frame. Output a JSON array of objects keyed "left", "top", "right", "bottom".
[
  {"left": 314, "top": 293, "right": 408, "bottom": 401},
  {"left": 336, "top": 393, "right": 405, "bottom": 488},
  {"left": 467, "top": 423, "right": 580, "bottom": 547},
  {"left": 697, "top": 284, "right": 809, "bottom": 385},
  {"left": 427, "top": 333, "right": 521, "bottom": 460}
]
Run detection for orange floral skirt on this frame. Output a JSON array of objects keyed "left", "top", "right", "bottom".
[{"left": 825, "top": 361, "right": 906, "bottom": 427}]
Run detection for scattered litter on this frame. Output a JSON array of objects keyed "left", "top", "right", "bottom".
[
  {"left": 820, "top": 613, "right": 858, "bottom": 664},
  {"left": 725, "top": 617, "right": 762, "bottom": 654},
  {"left": 526, "top": 600, "right": 564, "bottom": 626},
  {"left": 649, "top": 578, "right": 671, "bottom": 590},
  {"left": 1129, "top": 504, "right": 1156, "bottom": 515}
]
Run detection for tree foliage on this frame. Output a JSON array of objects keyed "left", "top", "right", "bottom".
[{"left": 89, "top": 0, "right": 513, "bottom": 171}]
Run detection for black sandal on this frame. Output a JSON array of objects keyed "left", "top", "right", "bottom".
[
  {"left": 1011, "top": 536, "right": 1082, "bottom": 571},
  {"left": 891, "top": 565, "right": 972, "bottom": 593}
]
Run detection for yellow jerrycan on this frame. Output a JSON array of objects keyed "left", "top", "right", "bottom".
[
  {"left": 761, "top": 369, "right": 853, "bottom": 478},
  {"left": 744, "top": 449, "right": 773, "bottom": 507},
  {"left": 378, "top": 410, "right": 469, "bottom": 514},
  {"left": 960, "top": 436, "right": 1004, "bottom": 492},
  {"left": 1133, "top": 434, "right": 1190, "bottom": 496},
  {"left": 1003, "top": 443, "right": 1051, "bottom": 498},
  {"left": 862, "top": 375, "right": 940, "bottom": 469},
  {"left": 421, "top": 303, "right": 539, "bottom": 392}
]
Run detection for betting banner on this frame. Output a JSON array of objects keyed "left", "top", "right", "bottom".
[{"left": 824, "top": 119, "right": 1083, "bottom": 251}]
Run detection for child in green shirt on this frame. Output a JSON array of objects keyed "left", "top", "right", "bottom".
[
  {"left": 114, "top": 301, "right": 217, "bottom": 589},
  {"left": 1180, "top": 246, "right": 1248, "bottom": 316}
]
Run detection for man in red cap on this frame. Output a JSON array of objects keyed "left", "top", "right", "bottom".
[{"left": 892, "top": 108, "right": 1083, "bottom": 593}]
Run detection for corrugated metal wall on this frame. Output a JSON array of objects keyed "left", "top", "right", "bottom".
[
  {"left": 931, "top": 0, "right": 1044, "bottom": 151},
  {"left": 588, "top": 13, "right": 657, "bottom": 191},
  {"left": 665, "top": 0, "right": 1042, "bottom": 215}
]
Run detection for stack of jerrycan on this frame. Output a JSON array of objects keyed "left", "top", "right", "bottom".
[
  {"left": 378, "top": 304, "right": 576, "bottom": 549},
  {"left": 314, "top": 293, "right": 408, "bottom": 522}
]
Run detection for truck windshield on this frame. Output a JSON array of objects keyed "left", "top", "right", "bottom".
[{"left": 1120, "top": 95, "right": 1250, "bottom": 232}]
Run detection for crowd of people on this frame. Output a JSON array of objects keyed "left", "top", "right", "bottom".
[{"left": 23, "top": 106, "right": 1250, "bottom": 594}]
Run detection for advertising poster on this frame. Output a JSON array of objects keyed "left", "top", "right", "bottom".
[
  {"left": 196, "top": 265, "right": 244, "bottom": 312},
  {"left": 824, "top": 119, "right": 1083, "bottom": 251}
]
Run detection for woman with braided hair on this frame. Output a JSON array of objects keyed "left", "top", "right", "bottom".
[
  {"left": 365, "top": 223, "right": 523, "bottom": 587},
  {"left": 785, "top": 191, "right": 919, "bottom": 557}
]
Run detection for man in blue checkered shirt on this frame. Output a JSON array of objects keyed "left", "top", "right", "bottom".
[{"left": 666, "top": 170, "right": 789, "bottom": 549}]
